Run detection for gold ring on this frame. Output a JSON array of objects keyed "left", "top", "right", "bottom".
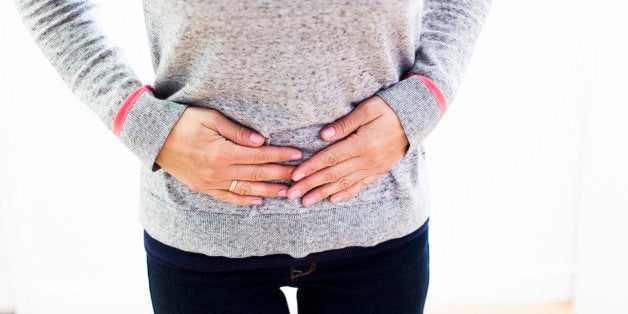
[{"left": 228, "top": 180, "right": 238, "bottom": 192}]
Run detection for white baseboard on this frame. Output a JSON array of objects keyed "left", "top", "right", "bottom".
[
  {"left": 427, "top": 268, "right": 574, "bottom": 307},
  {"left": 574, "top": 271, "right": 628, "bottom": 314},
  {"left": 13, "top": 284, "right": 152, "bottom": 314}
]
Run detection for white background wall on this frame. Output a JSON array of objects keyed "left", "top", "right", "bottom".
[
  {"left": 1, "top": 0, "right": 626, "bottom": 313},
  {"left": 571, "top": 1, "right": 628, "bottom": 312}
]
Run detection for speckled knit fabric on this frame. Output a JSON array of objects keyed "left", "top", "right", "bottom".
[{"left": 14, "top": 0, "right": 490, "bottom": 258}]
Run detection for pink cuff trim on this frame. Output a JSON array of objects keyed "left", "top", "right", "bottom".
[
  {"left": 402, "top": 74, "right": 446, "bottom": 117},
  {"left": 112, "top": 85, "right": 153, "bottom": 137}
]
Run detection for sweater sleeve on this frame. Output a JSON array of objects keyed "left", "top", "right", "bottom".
[
  {"left": 375, "top": 0, "right": 491, "bottom": 153},
  {"left": 13, "top": 0, "right": 188, "bottom": 172}
]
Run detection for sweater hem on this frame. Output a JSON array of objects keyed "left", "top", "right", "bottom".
[
  {"left": 137, "top": 187, "right": 430, "bottom": 259},
  {"left": 143, "top": 220, "right": 428, "bottom": 272}
]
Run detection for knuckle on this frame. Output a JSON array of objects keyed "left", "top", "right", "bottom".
[
  {"left": 338, "top": 178, "right": 353, "bottom": 190},
  {"left": 300, "top": 181, "right": 316, "bottom": 194},
  {"left": 251, "top": 167, "right": 269, "bottom": 181},
  {"left": 236, "top": 182, "right": 252, "bottom": 196},
  {"left": 323, "top": 152, "right": 340, "bottom": 167},
  {"left": 362, "top": 101, "right": 381, "bottom": 117},
  {"left": 324, "top": 170, "right": 341, "bottom": 183},
  {"left": 222, "top": 194, "right": 238, "bottom": 204},
  {"left": 235, "top": 125, "right": 249, "bottom": 142},
  {"left": 254, "top": 151, "right": 269, "bottom": 164},
  {"left": 336, "top": 118, "right": 352, "bottom": 134}
]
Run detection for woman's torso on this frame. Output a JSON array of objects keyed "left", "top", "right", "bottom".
[{"left": 142, "top": 0, "right": 421, "bottom": 151}]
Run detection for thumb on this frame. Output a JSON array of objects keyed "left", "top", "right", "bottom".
[
  {"left": 320, "top": 100, "right": 378, "bottom": 141},
  {"left": 208, "top": 111, "right": 265, "bottom": 147}
]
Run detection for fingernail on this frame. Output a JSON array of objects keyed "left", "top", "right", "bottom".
[
  {"left": 290, "top": 153, "right": 302, "bottom": 160},
  {"left": 278, "top": 189, "right": 287, "bottom": 197},
  {"left": 251, "top": 199, "right": 262, "bottom": 205},
  {"left": 331, "top": 196, "right": 342, "bottom": 204},
  {"left": 249, "top": 133, "right": 264, "bottom": 144},
  {"left": 304, "top": 196, "right": 316, "bottom": 207},
  {"left": 290, "top": 189, "right": 302, "bottom": 199},
  {"left": 322, "top": 126, "right": 336, "bottom": 139},
  {"left": 293, "top": 172, "right": 305, "bottom": 181}
]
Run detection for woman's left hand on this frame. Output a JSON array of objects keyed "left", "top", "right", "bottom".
[{"left": 287, "top": 95, "right": 409, "bottom": 207}]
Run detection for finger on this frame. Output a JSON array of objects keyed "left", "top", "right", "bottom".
[
  {"left": 300, "top": 170, "right": 380, "bottom": 207},
  {"left": 224, "top": 180, "right": 289, "bottom": 197},
  {"left": 229, "top": 144, "right": 302, "bottom": 165},
  {"left": 204, "top": 189, "right": 263, "bottom": 206},
  {"left": 320, "top": 98, "right": 383, "bottom": 141},
  {"left": 208, "top": 110, "right": 266, "bottom": 147},
  {"left": 227, "top": 164, "right": 295, "bottom": 181},
  {"left": 287, "top": 157, "right": 366, "bottom": 200},
  {"left": 291, "top": 139, "right": 364, "bottom": 181},
  {"left": 328, "top": 173, "right": 382, "bottom": 205}
]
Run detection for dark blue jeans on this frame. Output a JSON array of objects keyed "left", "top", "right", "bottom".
[{"left": 147, "top": 229, "right": 429, "bottom": 314}]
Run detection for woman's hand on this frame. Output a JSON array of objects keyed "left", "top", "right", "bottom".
[
  {"left": 286, "top": 95, "right": 409, "bottom": 207},
  {"left": 155, "top": 106, "right": 302, "bottom": 206}
]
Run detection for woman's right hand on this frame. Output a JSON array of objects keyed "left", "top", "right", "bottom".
[{"left": 155, "top": 106, "right": 302, "bottom": 206}]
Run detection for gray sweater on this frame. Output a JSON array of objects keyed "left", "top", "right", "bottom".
[{"left": 14, "top": 0, "right": 490, "bottom": 258}]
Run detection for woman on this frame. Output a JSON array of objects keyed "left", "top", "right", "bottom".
[{"left": 14, "top": 0, "right": 490, "bottom": 313}]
